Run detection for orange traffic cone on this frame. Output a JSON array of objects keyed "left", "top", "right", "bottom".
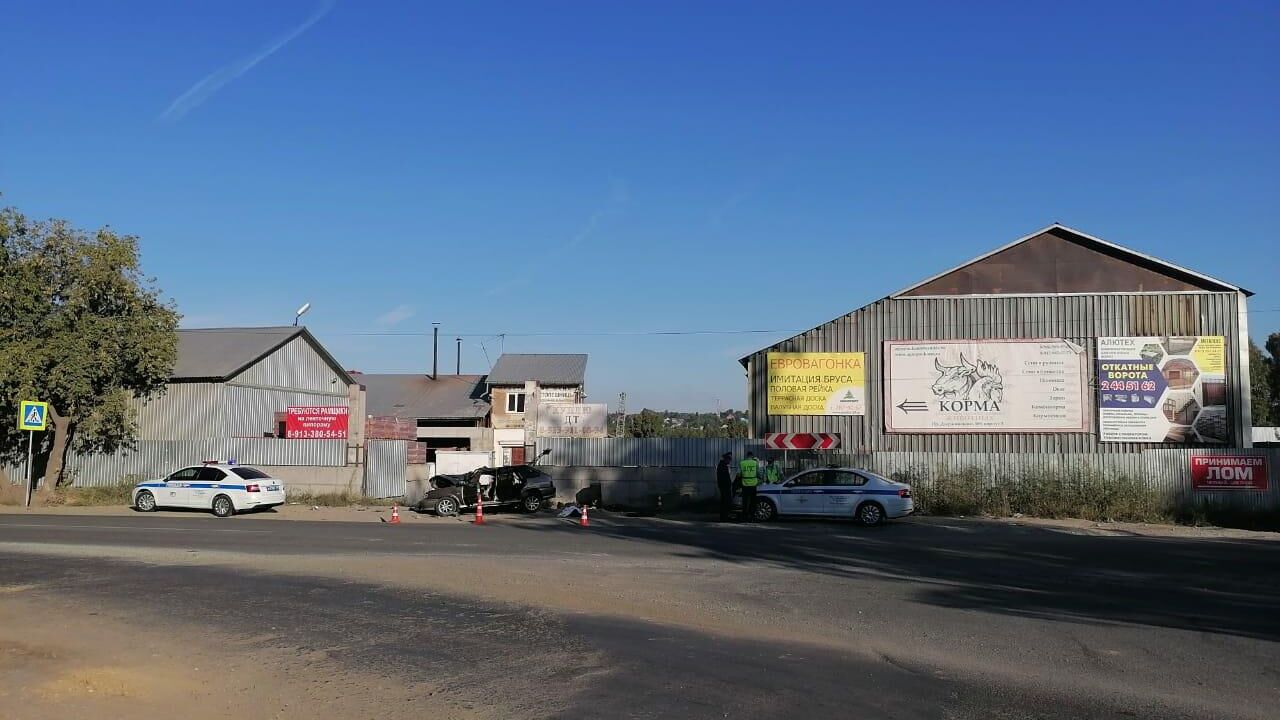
[
  {"left": 474, "top": 499, "right": 486, "bottom": 525},
  {"left": 579, "top": 504, "right": 590, "bottom": 528},
  {"left": 389, "top": 504, "right": 401, "bottom": 524}
]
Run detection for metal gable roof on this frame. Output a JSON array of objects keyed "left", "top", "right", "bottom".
[
  {"left": 890, "top": 223, "right": 1251, "bottom": 299},
  {"left": 739, "top": 223, "right": 1252, "bottom": 366},
  {"left": 486, "top": 354, "right": 588, "bottom": 385},
  {"left": 359, "top": 373, "right": 491, "bottom": 420},
  {"left": 172, "top": 326, "right": 354, "bottom": 385}
]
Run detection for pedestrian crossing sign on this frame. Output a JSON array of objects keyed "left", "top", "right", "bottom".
[{"left": 19, "top": 401, "right": 48, "bottom": 431}]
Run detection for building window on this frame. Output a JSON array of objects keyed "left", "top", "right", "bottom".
[{"left": 506, "top": 392, "right": 526, "bottom": 413}]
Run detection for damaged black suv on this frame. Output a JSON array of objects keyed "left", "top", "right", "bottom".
[{"left": 415, "top": 464, "right": 556, "bottom": 516}]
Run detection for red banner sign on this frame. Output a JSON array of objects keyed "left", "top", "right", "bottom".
[
  {"left": 764, "top": 433, "right": 841, "bottom": 450},
  {"left": 286, "top": 406, "right": 350, "bottom": 440},
  {"left": 1190, "top": 455, "right": 1269, "bottom": 491}
]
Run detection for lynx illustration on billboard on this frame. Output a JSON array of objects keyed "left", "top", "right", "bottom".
[
  {"left": 931, "top": 355, "right": 1004, "bottom": 407},
  {"left": 885, "top": 339, "right": 1088, "bottom": 433}
]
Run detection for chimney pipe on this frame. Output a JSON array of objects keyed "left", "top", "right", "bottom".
[
  {"left": 432, "top": 323, "right": 440, "bottom": 380},
  {"left": 456, "top": 337, "right": 462, "bottom": 374}
]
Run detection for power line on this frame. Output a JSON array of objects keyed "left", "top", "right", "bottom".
[
  {"left": 176, "top": 307, "right": 1280, "bottom": 338},
  {"left": 328, "top": 307, "right": 1280, "bottom": 338},
  {"left": 334, "top": 328, "right": 798, "bottom": 337}
]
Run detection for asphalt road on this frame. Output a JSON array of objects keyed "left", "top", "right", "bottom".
[{"left": 2, "top": 510, "right": 1278, "bottom": 719}]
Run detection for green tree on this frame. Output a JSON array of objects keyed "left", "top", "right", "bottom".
[
  {"left": 0, "top": 206, "right": 179, "bottom": 498},
  {"left": 1267, "top": 332, "right": 1280, "bottom": 426},
  {"left": 721, "top": 416, "right": 748, "bottom": 438},
  {"left": 625, "top": 409, "right": 665, "bottom": 438},
  {"left": 1249, "top": 339, "right": 1273, "bottom": 427}
]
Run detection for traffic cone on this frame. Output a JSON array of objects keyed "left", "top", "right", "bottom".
[
  {"left": 579, "top": 504, "right": 590, "bottom": 528},
  {"left": 474, "top": 500, "right": 486, "bottom": 525},
  {"left": 389, "top": 504, "right": 401, "bottom": 524}
]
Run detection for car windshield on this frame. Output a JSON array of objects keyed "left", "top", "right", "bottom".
[{"left": 230, "top": 467, "right": 270, "bottom": 480}]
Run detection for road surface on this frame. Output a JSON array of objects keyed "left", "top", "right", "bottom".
[{"left": 1, "top": 509, "right": 1277, "bottom": 719}]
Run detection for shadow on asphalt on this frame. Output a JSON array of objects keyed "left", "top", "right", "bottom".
[
  {"left": 0, "top": 552, "right": 984, "bottom": 720},
  {"left": 506, "top": 512, "right": 1280, "bottom": 643}
]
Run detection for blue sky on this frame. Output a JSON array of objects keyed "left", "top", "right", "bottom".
[{"left": 3, "top": 1, "right": 1276, "bottom": 411}]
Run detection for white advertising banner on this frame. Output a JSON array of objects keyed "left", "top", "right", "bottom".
[
  {"left": 884, "top": 339, "right": 1089, "bottom": 433},
  {"left": 1096, "top": 336, "right": 1227, "bottom": 443},
  {"left": 536, "top": 403, "right": 608, "bottom": 438},
  {"left": 538, "top": 387, "right": 579, "bottom": 404}
]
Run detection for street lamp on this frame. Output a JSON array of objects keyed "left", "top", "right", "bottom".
[{"left": 294, "top": 302, "right": 311, "bottom": 326}]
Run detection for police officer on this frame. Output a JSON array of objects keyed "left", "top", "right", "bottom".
[
  {"left": 764, "top": 457, "right": 782, "bottom": 486},
  {"left": 738, "top": 451, "right": 761, "bottom": 520},
  {"left": 716, "top": 452, "right": 734, "bottom": 522}
]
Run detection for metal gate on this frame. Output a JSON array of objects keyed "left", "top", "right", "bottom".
[{"left": 364, "top": 440, "right": 407, "bottom": 498}]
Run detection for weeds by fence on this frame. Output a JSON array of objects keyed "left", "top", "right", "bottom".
[
  {"left": 284, "top": 489, "right": 395, "bottom": 507},
  {"left": 893, "top": 466, "right": 1171, "bottom": 523},
  {"left": 40, "top": 477, "right": 141, "bottom": 507}
]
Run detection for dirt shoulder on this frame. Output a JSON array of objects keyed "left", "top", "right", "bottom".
[
  {"left": 0, "top": 587, "right": 480, "bottom": 720},
  {"left": 959, "top": 514, "right": 1280, "bottom": 541}
]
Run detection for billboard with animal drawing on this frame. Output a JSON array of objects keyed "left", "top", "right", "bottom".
[{"left": 884, "top": 339, "right": 1089, "bottom": 433}]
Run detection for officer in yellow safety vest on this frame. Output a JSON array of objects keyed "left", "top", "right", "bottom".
[
  {"left": 764, "top": 458, "right": 782, "bottom": 486},
  {"left": 738, "top": 452, "right": 761, "bottom": 520}
]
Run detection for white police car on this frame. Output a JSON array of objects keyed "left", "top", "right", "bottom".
[
  {"left": 751, "top": 467, "right": 914, "bottom": 526},
  {"left": 132, "top": 463, "right": 286, "bottom": 518}
]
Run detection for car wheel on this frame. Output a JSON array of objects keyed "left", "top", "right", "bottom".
[
  {"left": 521, "top": 493, "right": 544, "bottom": 513},
  {"left": 435, "top": 496, "right": 459, "bottom": 517},
  {"left": 211, "top": 494, "right": 235, "bottom": 518},
  {"left": 135, "top": 491, "right": 157, "bottom": 512},
  {"left": 752, "top": 498, "right": 777, "bottom": 522},
  {"left": 856, "top": 501, "right": 884, "bottom": 527}
]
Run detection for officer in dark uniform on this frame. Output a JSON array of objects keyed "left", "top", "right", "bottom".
[{"left": 716, "top": 452, "right": 733, "bottom": 521}]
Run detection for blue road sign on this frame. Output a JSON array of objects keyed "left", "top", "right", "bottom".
[{"left": 19, "top": 401, "right": 49, "bottom": 431}]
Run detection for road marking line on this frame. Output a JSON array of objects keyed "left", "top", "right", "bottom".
[{"left": 0, "top": 523, "right": 270, "bottom": 534}]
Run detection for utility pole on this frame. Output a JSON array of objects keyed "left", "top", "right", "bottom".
[
  {"left": 456, "top": 337, "right": 462, "bottom": 374},
  {"left": 431, "top": 322, "right": 440, "bottom": 380},
  {"left": 616, "top": 392, "right": 627, "bottom": 437}
]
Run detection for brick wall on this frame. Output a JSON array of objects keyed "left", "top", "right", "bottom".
[
  {"left": 367, "top": 416, "right": 428, "bottom": 464},
  {"left": 366, "top": 416, "right": 415, "bottom": 440}
]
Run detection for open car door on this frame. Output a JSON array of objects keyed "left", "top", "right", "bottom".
[{"left": 493, "top": 467, "right": 520, "bottom": 502}]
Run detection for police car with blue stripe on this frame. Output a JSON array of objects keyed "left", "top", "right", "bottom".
[
  {"left": 132, "top": 463, "right": 286, "bottom": 518},
  {"left": 751, "top": 467, "right": 914, "bottom": 526}
]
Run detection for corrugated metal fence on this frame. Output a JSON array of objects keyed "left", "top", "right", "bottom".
[
  {"left": 537, "top": 438, "right": 1279, "bottom": 511},
  {"left": 1144, "top": 448, "right": 1279, "bottom": 513},
  {"left": 539, "top": 438, "right": 767, "bottom": 467},
  {"left": 3, "top": 439, "right": 347, "bottom": 488},
  {"left": 364, "top": 440, "right": 408, "bottom": 498}
]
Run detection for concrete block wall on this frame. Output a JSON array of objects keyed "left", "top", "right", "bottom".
[
  {"left": 405, "top": 463, "right": 437, "bottom": 505},
  {"left": 544, "top": 466, "right": 718, "bottom": 509},
  {"left": 259, "top": 464, "right": 364, "bottom": 496}
]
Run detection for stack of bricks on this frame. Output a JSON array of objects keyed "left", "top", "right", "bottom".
[{"left": 366, "top": 416, "right": 428, "bottom": 464}]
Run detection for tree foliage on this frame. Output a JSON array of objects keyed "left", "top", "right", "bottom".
[
  {"left": 0, "top": 205, "right": 179, "bottom": 490},
  {"left": 1266, "top": 332, "right": 1280, "bottom": 426},
  {"left": 617, "top": 409, "right": 749, "bottom": 438},
  {"left": 624, "top": 409, "right": 665, "bottom": 438},
  {"left": 1249, "top": 339, "right": 1273, "bottom": 427}
]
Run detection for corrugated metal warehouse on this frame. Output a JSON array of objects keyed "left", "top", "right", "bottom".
[
  {"left": 742, "top": 224, "right": 1255, "bottom": 451},
  {"left": 141, "top": 326, "right": 361, "bottom": 444},
  {"left": 21, "top": 326, "right": 373, "bottom": 489}
]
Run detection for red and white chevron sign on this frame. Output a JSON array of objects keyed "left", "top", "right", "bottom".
[{"left": 763, "top": 433, "right": 841, "bottom": 450}]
